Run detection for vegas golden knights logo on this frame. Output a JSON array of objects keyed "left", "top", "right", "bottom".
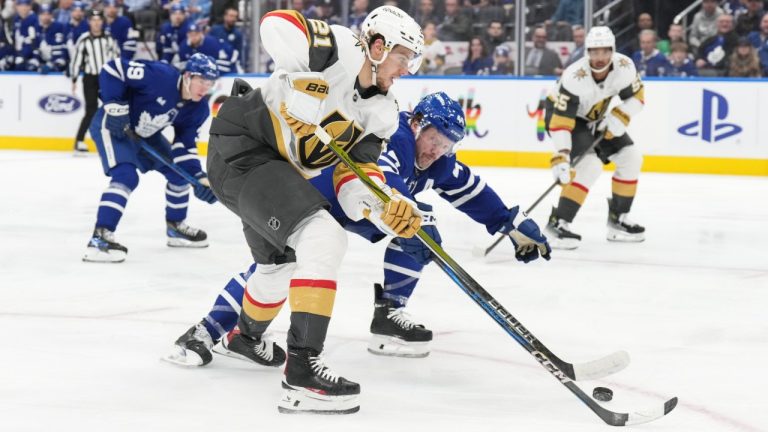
[
  {"left": 298, "top": 111, "right": 363, "bottom": 169},
  {"left": 586, "top": 96, "right": 612, "bottom": 122}
]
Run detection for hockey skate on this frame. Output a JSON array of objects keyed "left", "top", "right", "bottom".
[
  {"left": 163, "top": 321, "right": 214, "bottom": 367},
  {"left": 544, "top": 207, "right": 581, "bottom": 250},
  {"left": 73, "top": 140, "right": 89, "bottom": 156},
  {"left": 82, "top": 227, "right": 128, "bottom": 263},
  {"left": 213, "top": 327, "right": 286, "bottom": 367},
  {"left": 278, "top": 346, "right": 360, "bottom": 415},
  {"left": 166, "top": 220, "right": 209, "bottom": 248},
  {"left": 607, "top": 200, "right": 645, "bottom": 242},
  {"left": 368, "top": 284, "right": 432, "bottom": 358}
]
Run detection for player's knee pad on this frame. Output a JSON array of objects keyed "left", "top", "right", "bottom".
[
  {"left": 109, "top": 163, "right": 140, "bottom": 191},
  {"left": 287, "top": 209, "right": 347, "bottom": 281},
  {"left": 246, "top": 261, "right": 297, "bottom": 304},
  {"left": 610, "top": 145, "right": 642, "bottom": 180},
  {"left": 572, "top": 153, "right": 603, "bottom": 189}
]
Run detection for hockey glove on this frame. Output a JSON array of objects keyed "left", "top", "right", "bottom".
[
  {"left": 193, "top": 174, "right": 217, "bottom": 204},
  {"left": 398, "top": 203, "right": 441, "bottom": 265},
  {"left": 500, "top": 206, "right": 552, "bottom": 263},
  {"left": 279, "top": 72, "right": 330, "bottom": 138},
  {"left": 550, "top": 151, "right": 573, "bottom": 185},
  {"left": 598, "top": 109, "right": 627, "bottom": 140},
  {"left": 364, "top": 190, "right": 422, "bottom": 238},
  {"left": 104, "top": 102, "right": 130, "bottom": 140}
]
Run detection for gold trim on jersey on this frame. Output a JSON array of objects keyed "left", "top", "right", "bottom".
[
  {"left": 561, "top": 183, "right": 588, "bottom": 205},
  {"left": 586, "top": 96, "right": 613, "bottom": 122},
  {"left": 549, "top": 113, "right": 575, "bottom": 131},
  {"left": 633, "top": 86, "right": 645, "bottom": 104},
  {"left": 297, "top": 111, "right": 363, "bottom": 170},
  {"left": 612, "top": 178, "right": 638, "bottom": 197},
  {"left": 611, "top": 107, "right": 630, "bottom": 126},
  {"left": 332, "top": 162, "right": 384, "bottom": 192},
  {"left": 269, "top": 110, "right": 290, "bottom": 162}
]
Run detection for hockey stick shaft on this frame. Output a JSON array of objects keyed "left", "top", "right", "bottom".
[
  {"left": 480, "top": 134, "right": 605, "bottom": 257},
  {"left": 125, "top": 128, "right": 204, "bottom": 188},
  {"left": 312, "top": 128, "right": 667, "bottom": 426}
]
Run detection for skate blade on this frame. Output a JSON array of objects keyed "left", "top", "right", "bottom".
[
  {"left": 82, "top": 247, "right": 126, "bottom": 263},
  {"left": 607, "top": 229, "right": 645, "bottom": 243},
  {"left": 167, "top": 238, "right": 209, "bottom": 248},
  {"left": 277, "top": 387, "right": 359, "bottom": 415},
  {"left": 367, "top": 335, "right": 430, "bottom": 358},
  {"left": 548, "top": 237, "right": 580, "bottom": 250},
  {"left": 161, "top": 345, "right": 207, "bottom": 367}
]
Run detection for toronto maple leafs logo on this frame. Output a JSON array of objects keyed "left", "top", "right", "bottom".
[{"left": 135, "top": 109, "right": 179, "bottom": 138}]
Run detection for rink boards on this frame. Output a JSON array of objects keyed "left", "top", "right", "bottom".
[{"left": 0, "top": 72, "right": 766, "bottom": 176}]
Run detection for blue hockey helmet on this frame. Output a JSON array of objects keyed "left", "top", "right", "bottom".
[
  {"left": 184, "top": 53, "right": 219, "bottom": 81},
  {"left": 413, "top": 92, "right": 466, "bottom": 153}
]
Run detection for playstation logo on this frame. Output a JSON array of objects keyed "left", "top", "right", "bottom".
[{"left": 678, "top": 89, "right": 742, "bottom": 142}]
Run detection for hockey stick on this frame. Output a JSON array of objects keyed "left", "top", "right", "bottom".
[
  {"left": 473, "top": 134, "right": 605, "bottom": 258},
  {"left": 313, "top": 127, "right": 676, "bottom": 426},
  {"left": 125, "top": 127, "right": 205, "bottom": 188}
]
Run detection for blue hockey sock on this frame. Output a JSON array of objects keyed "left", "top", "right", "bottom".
[
  {"left": 382, "top": 240, "right": 424, "bottom": 308},
  {"left": 202, "top": 263, "right": 256, "bottom": 340}
]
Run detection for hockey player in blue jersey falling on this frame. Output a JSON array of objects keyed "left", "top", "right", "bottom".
[
  {"left": 167, "top": 92, "right": 551, "bottom": 366},
  {"left": 82, "top": 53, "right": 219, "bottom": 263}
]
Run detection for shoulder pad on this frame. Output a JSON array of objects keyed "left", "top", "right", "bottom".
[{"left": 231, "top": 78, "right": 253, "bottom": 97}]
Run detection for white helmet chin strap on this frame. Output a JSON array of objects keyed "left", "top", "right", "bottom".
[
  {"left": 590, "top": 62, "right": 611, "bottom": 74},
  {"left": 182, "top": 73, "right": 192, "bottom": 99},
  {"left": 364, "top": 42, "right": 390, "bottom": 88}
]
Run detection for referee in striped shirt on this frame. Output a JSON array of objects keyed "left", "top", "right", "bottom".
[{"left": 71, "top": 9, "right": 120, "bottom": 154}]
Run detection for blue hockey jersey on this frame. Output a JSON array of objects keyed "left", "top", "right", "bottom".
[
  {"left": 35, "top": 21, "right": 68, "bottom": 72},
  {"left": 632, "top": 49, "right": 671, "bottom": 77},
  {"left": 208, "top": 23, "right": 242, "bottom": 57},
  {"left": 66, "top": 19, "right": 89, "bottom": 48},
  {"left": 176, "top": 34, "right": 235, "bottom": 74},
  {"left": 13, "top": 12, "right": 38, "bottom": 70},
  {"left": 104, "top": 15, "right": 136, "bottom": 61},
  {"left": 99, "top": 58, "right": 210, "bottom": 174},
  {"left": 156, "top": 20, "right": 187, "bottom": 63},
  {"left": 310, "top": 112, "right": 512, "bottom": 242}
]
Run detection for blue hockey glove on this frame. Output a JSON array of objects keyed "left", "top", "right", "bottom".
[
  {"left": 398, "top": 203, "right": 441, "bottom": 265},
  {"left": 500, "top": 206, "right": 552, "bottom": 263},
  {"left": 193, "top": 173, "right": 217, "bottom": 204},
  {"left": 103, "top": 102, "right": 130, "bottom": 140}
]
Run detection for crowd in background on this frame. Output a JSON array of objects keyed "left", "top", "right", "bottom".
[{"left": 2, "top": 0, "right": 768, "bottom": 77}]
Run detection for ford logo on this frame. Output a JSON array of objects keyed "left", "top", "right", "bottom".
[{"left": 38, "top": 94, "right": 81, "bottom": 114}]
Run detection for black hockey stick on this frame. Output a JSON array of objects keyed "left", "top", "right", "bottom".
[
  {"left": 313, "top": 128, "right": 676, "bottom": 426},
  {"left": 124, "top": 127, "right": 206, "bottom": 188},
  {"left": 474, "top": 134, "right": 605, "bottom": 258}
]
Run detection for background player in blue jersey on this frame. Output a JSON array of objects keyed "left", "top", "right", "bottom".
[
  {"left": 83, "top": 53, "right": 219, "bottom": 263},
  {"left": 166, "top": 92, "right": 551, "bottom": 366}
]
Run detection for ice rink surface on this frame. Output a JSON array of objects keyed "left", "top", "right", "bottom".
[{"left": 0, "top": 151, "right": 766, "bottom": 432}]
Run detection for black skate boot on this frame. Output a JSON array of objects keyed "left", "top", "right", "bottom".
[
  {"left": 213, "top": 327, "right": 286, "bottom": 367},
  {"left": 82, "top": 227, "right": 128, "bottom": 263},
  {"left": 73, "top": 140, "right": 89, "bottom": 156},
  {"left": 166, "top": 220, "right": 208, "bottom": 248},
  {"left": 162, "top": 320, "right": 214, "bottom": 367},
  {"left": 544, "top": 207, "right": 582, "bottom": 250},
  {"left": 278, "top": 346, "right": 360, "bottom": 414},
  {"left": 607, "top": 199, "right": 645, "bottom": 242},
  {"left": 368, "top": 284, "right": 432, "bottom": 358}
]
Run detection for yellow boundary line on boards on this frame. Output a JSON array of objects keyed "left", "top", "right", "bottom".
[{"left": 1, "top": 137, "right": 767, "bottom": 176}]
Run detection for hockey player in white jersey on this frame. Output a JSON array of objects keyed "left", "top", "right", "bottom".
[
  {"left": 545, "top": 26, "right": 646, "bottom": 249},
  {"left": 204, "top": 6, "right": 424, "bottom": 414}
]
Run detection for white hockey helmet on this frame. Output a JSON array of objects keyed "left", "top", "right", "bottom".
[
  {"left": 585, "top": 26, "right": 616, "bottom": 52},
  {"left": 359, "top": 5, "right": 424, "bottom": 74}
]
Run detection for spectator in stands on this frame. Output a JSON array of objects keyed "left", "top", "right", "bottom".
[
  {"left": 186, "top": 0, "right": 212, "bottom": 25},
  {"left": 124, "top": 0, "right": 154, "bottom": 14},
  {"left": 549, "top": 0, "right": 583, "bottom": 26},
  {"left": 623, "top": 12, "right": 654, "bottom": 56},
  {"left": 419, "top": 20, "right": 446, "bottom": 75},
  {"left": 696, "top": 13, "right": 738, "bottom": 76},
  {"left": 209, "top": 6, "right": 242, "bottom": 57},
  {"left": 735, "top": 0, "right": 764, "bottom": 36},
  {"left": 437, "top": 0, "right": 471, "bottom": 42},
  {"left": 348, "top": 0, "right": 369, "bottom": 34},
  {"left": 488, "top": 44, "right": 513, "bottom": 75},
  {"left": 54, "top": 0, "right": 74, "bottom": 26},
  {"left": 0, "top": 12, "right": 13, "bottom": 71},
  {"left": 632, "top": 29, "right": 671, "bottom": 77},
  {"left": 157, "top": 3, "right": 187, "bottom": 63},
  {"left": 723, "top": 0, "right": 748, "bottom": 18},
  {"left": 563, "top": 24, "right": 585, "bottom": 68},
  {"left": 483, "top": 19, "right": 505, "bottom": 52},
  {"left": 13, "top": 0, "right": 38, "bottom": 71},
  {"left": 658, "top": 23, "right": 686, "bottom": 55},
  {"left": 66, "top": 1, "right": 88, "bottom": 46},
  {"left": 462, "top": 36, "right": 492, "bottom": 75},
  {"left": 103, "top": 0, "right": 137, "bottom": 60},
  {"left": 524, "top": 26, "right": 561, "bottom": 76},
  {"left": 411, "top": 0, "right": 440, "bottom": 28},
  {"left": 668, "top": 42, "right": 698, "bottom": 77},
  {"left": 467, "top": 0, "right": 504, "bottom": 25},
  {"left": 35, "top": 4, "right": 68, "bottom": 73},
  {"left": 729, "top": 36, "right": 761, "bottom": 76},
  {"left": 176, "top": 21, "right": 235, "bottom": 73},
  {"left": 689, "top": 0, "right": 724, "bottom": 52},
  {"left": 312, "top": 0, "right": 341, "bottom": 25},
  {"left": 747, "top": 12, "right": 768, "bottom": 47},
  {"left": 210, "top": 0, "right": 238, "bottom": 26}
]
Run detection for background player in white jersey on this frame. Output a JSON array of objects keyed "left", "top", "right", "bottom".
[
  {"left": 166, "top": 93, "right": 551, "bottom": 370},
  {"left": 205, "top": 6, "right": 424, "bottom": 414},
  {"left": 545, "top": 26, "right": 646, "bottom": 250}
]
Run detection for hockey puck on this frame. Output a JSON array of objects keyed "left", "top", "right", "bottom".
[{"left": 593, "top": 386, "right": 613, "bottom": 402}]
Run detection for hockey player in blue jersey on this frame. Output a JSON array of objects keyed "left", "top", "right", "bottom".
[
  {"left": 12, "top": 0, "right": 38, "bottom": 71},
  {"left": 34, "top": 4, "right": 68, "bottom": 73},
  {"left": 65, "top": 2, "right": 88, "bottom": 51},
  {"left": 208, "top": 6, "right": 242, "bottom": 66},
  {"left": 103, "top": 0, "right": 137, "bottom": 61},
  {"left": 0, "top": 14, "right": 13, "bottom": 71},
  {"left": 166, "top": 92, "right": 551, "bottom": 366},
  {"left": 175, "top": 22, "right": 236, "bottom": 74},
  {"left": 156, "top": 3, "right": 188, "bottom": 63},
  {"left": 82, "top": 53, "right": 219, "bottom": 263}
]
